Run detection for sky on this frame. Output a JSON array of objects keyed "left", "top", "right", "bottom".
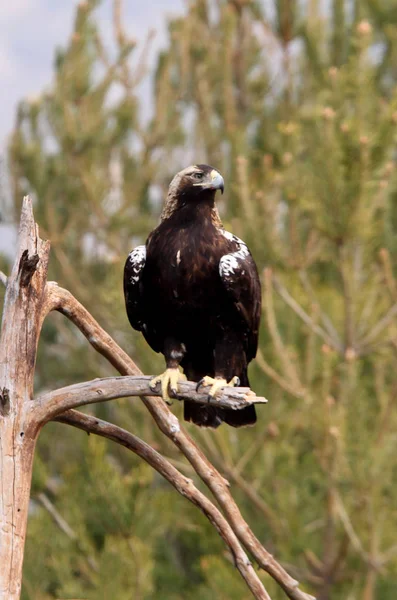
[
  {"left": 0, "top": 0, "right": 184, "bottom": 147},
  {"left": 0, "top": 0, "right": 183, "bottom": 256}
]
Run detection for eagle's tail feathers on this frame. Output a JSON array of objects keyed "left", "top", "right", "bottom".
[
  {"left": 183, "top": 402, "right": 256, "bottom": 428},
  {"left": 183, "top": 402, "right": 223, "bottom": 428},
  {"left": 221, "top": 404, "right": 257, "bottom": 427}
]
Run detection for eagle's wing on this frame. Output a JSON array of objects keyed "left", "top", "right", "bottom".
[
  {"left": 219, "top": 231, "right": 261, "bottom": 361},
  {"left": 123, "top": 245, "right": 146, "bottom": 332}
]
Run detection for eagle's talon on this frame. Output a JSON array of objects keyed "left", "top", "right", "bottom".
[
  {"left": 170, "top": 387, "right": 179, "bottom": 400},
  {"left": 196, "top": 375, "right": 239, "bottom": 402},
  {"left": 149, "top": 379, "right": 160, "bottom": 391},
  {"left": 196, "top": 377, "right": 206, "bottom": 392},
  {"left": 149, "top": 368, "right": 185, "bottom": 405}
]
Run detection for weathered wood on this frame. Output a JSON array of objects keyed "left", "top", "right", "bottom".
[
  {"left": 33, "top": 375, "right": 268, "bottom": 424},
  {"left": 0, "top": 199, "right": 315, "bottom": 600},
  {"left": 56, "top": 410, "right": 272, "bottom": 600},
  {"left": 0, "top": 197, "right": 50, "bottom": 599},
  {"left": 46, "top": 285, "right": 315, "bottom": 600},
  {"left": 0, "top": 200, "right": 273, "bottom": 600}
]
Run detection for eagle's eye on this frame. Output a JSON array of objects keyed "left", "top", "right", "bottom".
[{"left": 191, "top": 172, "right": 204, "bottom": 180}]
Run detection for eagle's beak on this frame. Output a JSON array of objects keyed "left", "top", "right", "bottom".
[{"left": 208, "top": 170, "right": 224, "bottom": 194}]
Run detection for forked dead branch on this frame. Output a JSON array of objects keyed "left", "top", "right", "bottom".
[{"left": 0, "top": 197, "right": 315, "bottom": 600}]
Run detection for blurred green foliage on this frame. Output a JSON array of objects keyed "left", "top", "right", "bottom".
[{"left": 2, "top": 0, "right": 397, "bottom": 598}]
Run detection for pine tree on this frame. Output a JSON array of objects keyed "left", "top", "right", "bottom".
[
  {"left": 4, "top": 0, "right": 397, "bottom": 598},
  {"left": 155, "top": 2, "right": 397, "bottom": 598}
]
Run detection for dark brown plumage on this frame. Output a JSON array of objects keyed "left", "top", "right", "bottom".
[{"left": 124, "top": 164, "right": 261, "bottom": 428}]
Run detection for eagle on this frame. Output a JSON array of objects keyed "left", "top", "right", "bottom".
[{"left": 124, "top": 164, "right": 261, "bottom": 428}]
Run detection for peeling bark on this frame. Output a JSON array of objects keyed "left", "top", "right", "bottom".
[{"left": 0, "top": 198, "right": 50, "bottom": 599}]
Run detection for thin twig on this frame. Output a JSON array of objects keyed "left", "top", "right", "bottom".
[
  {"left": 379, "top": 248, "right": 397, "bottom": 301},
  {"left": 222, "top": 465, "right": 282, "bottom": 536},
  {"left": 272, "top": 275, "right": 342, "bottom": 352},
  {"left": 298, "top": 271, "right": 341, "bottom": 347},
  {"left": 356, "top": 303, "right": 397, "bottom": 350},
  {"left": 263, "top": 269, "right": 304, "bottom": 390},
  {"left": 339, "top": 248, "right": 355, "bottom": 352},
  {"left": 356, "top": 277, "right": 381, "bottom": 338},
  {"left": 255, "top": 349, "right": 305, "bottom": 398},
  {"left": 37, "top": 492, "right": 77, "bottom": 540},
  {"left": 36, "top": 492, "right": 99, "bottom": 574},
  {"left": 333, "top": 492, "right": 370, "bottom": 565},
  {"left": 0, "top": 271, "right": 7, "bottom": 287}
]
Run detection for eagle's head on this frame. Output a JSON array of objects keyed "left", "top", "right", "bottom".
[
  {"left": 161, "top": 164, "right": 224, "bottom": 223},
  {"left": 169, "top": 164, "right": 224, "bottom": 197}
]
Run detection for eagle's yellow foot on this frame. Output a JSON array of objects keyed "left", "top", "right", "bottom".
[
  {"left": 196, "top": 375, "right": 240, "bottom": 402},
  {"left": 150, "top": 368, "right": 186, "bottom": 405}
]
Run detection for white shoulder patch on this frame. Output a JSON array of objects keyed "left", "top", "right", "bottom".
[
  {"left": 128, "top": 245, "right": 146, "bottom": 284},
  {"left": 219, "top": 230, "right": 249, "bottom": 279},
  {"left": 221, "top": 230, "right": 236, "bottom": 242}
]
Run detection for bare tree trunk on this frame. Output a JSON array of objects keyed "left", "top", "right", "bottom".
[
  {"left": 0, "top": 199, "right": 50, "bottom": 598},
  {"left": 0, "top": 428, "right": 36, "bottom": 599}
]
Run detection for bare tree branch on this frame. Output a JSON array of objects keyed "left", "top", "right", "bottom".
[
  {"left": 35, "top": 375, "right": 268, "bottom": 423},
  {"left": 0, "top": 198, "right": 315, "bottom": 600},
  {"left": 55, "top": 409, "right": 272, "bottom": 600},
  {"left": 45, "top": 282, "right": 315, "bottom": 600}
]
